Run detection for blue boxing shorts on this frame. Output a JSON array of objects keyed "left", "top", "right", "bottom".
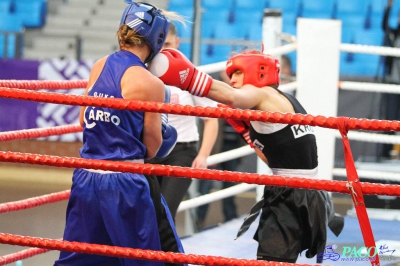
[{"left": 55, "top": 168, "right": 183, "bottom": 266}]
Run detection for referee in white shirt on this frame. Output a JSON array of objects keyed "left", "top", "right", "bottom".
[{"left": 147, "top": 22, "right": 219, "bottom": 220}]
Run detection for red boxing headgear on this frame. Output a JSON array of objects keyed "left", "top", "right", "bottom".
[{"left": 225, "top": 53, "right": 280, "bottom": 88}]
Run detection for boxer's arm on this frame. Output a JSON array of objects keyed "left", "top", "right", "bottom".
[
  {"left": 122, "top": 66, "right": 164, "bottom": 159},
  {"left": 149, "top": 49, "right": 263, "bottom": 110},
  {"left": 155, "top": 123, "right": 177, "bottom": 158},
  {"left": 149, "top": 48, "right": 213, "bottom": 96},
  {"left": 217, "top": 104, "right": 253, "bottom": 147},
  {"left": 80, "top": 56, "right": 108, "bottom": 127},
  {"left": 155, "top": 85, "right": 178, "bottom": 158}
]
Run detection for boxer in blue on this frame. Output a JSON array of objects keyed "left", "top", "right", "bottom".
[{"left": 55, "top": 2, "right": 186, "bottom": 266}]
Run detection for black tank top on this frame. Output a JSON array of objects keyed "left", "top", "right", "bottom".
[{"left": 249, "top": 90, "right": 318, "bottom": 170}]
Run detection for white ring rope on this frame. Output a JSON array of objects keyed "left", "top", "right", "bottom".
[
  {"left": 279, "top": 81, "right": 297, "bottom": 93},
  {"left": 206, "top": 145, "right": 254, "bottom": 166},
  {"left": 340, "top": 81, "right": 400, "bottom": 94},
  {"left": 173, "top": 146, "right": 257, "bottom": 213},
  {"left": 333, "top": 168, "right": 400, "bottom": 182},
  {"left": 176, "top": 146, "right": 258, "bottom": 213},
  {"left": 177, "top": 183, "right": 257, "bottom": 213},
  {"left": 340, "top": 43, "right": 400, "bottom": 57},
  {"left": 197, "top": 61, "right": 226, "bottom": 74},
  {"left": 199, "top": 37, "right": 400, "bottom": 76},
  {"left": 265, "top": 43, "right": 297, "bottom": 56},
  {"left": 198, "top": 43, "right": 298, "bottom": 74},
  {"left": 334, "top": 131, "right": 400, "bottom": 145},
  {"left": 267, "top": 80, "right": 400, "bottom": 94}
]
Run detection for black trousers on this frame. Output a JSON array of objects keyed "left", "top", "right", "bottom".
[
  {"left": 147, "top": 142, "right": 198, "bottom": 220},
  {"left": 379, "top": 92, "right": 400, "bottom": 158},
  {"left": 145, "top": 174, "right": 185, "bottom": 266}
]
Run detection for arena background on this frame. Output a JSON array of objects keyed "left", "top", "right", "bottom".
[{"left": 1, "top": 0, "right": 400, "bottom": 265}]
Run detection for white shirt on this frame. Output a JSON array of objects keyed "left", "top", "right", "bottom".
[{"left": 168, "top": 86, "right": 217, "bottom": 142}]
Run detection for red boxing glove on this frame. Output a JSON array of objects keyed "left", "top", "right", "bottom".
[
  {"left": 226, "top": 118, "right": 253, "bottom": 148},
  {"left": 218, "top": 104, "right": 254, "bottom": 148},
  {"left": 149, "top": 48, "right": 213, "bottom": 97}
]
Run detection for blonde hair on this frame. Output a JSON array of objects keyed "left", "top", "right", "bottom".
[
  {"left": 117, "top": 9, "right": 187, "bottom": 49},
  {"left": 117, "top": 24, "right": 146, "bottom": 48}
]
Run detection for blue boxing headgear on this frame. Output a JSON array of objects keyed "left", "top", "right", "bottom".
[{"left": 120, "top": 1, "right": 170, "bottom": 63}]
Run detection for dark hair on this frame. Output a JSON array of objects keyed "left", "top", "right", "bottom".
[{"left": 281, "top": 55, "right": 291, "bottom": 69}]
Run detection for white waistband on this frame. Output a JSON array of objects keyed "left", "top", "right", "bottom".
[
  {"left": 85, "top": 159, "right": 144, "bottom": 174},
  {"left": 271, "top": 167, "right": 318, "bottom": 178}
]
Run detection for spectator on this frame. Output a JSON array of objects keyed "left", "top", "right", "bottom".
[
  {"left": 280, "top": 55, "right": 294, "bottom": 84},
  {"left": 380, "top": 0, "right": 400, "bottom": 159},
  {"left": 382, "top": 0, "right": 400, "bottom": 83}
]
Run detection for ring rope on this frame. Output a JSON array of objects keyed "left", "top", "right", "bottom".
[
  {"left": 333, "top": 168, "right": 400, "bottom": 182},
  {"left": 0, "top": 80, "right": 87, "bottom": 90},
  {"left": 4, "top": 79, "right": 400, "bottom": 96},
  {"left": 4, "top": 122, "right": 397, "bottom": 209},
  {"left": 3, "top": 122, "right": 399, "bottom": 184},
  {"left": 0, "top": 87, "right": 399, "bottom": 132},
  {"left": 264, "top": 43, "right": 297, "bottom": 56},
  {"left": 195, "top": 43, "right": 298, "bottom": 73},
  {"left": 339, "top": 81, "right": 400, "bottom": 94},
  {"left": 0, "top": 245, "right": 52, "bottom": 266},
  {"left": 207, "top": 145, "right": 254, "bottom": 165},
  {"left": 0, "top": 183, "right": 258, "bottom": 216},
  {"left": 105, "top": 43, "right": 400, "bottom": 82},
  {"left": 340, "top": 43, "right": 400, "bottom": 56},
  {"left": 177, "top": 183, "right": 258, "bottom": 213},
  {"left": 277, "top": 81, "right": 297, "bottom": 93},
  {"left": 2, "top": 78, "right": 400, "bottom": 95},
  {"left": 0, "top": 233, "right": 292, "bottom": 266},
  {"left": 3, "top": 122, "right": 399, "bottom": 147},
  {"left": 334, "top": 131, "right": 400, "bottom": 144},
  {"left": 0, "top": 124, "right": 81, "bottom": 142},
  {"left": 0, "top": 184, "right": 258, "bottom": 215},
  {"left": 0, "top": 151, "right": 399, "bottom": 197},
  {"left": 0, "top": 145, "right": 254, "bottom": 215},
  {"left": 0, "top": 190, "right": 70, "bottom": 214},
  {"left": 280, "top": 80, "right": 400, "bottom": 95}
]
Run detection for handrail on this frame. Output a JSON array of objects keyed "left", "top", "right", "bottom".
[
  {"left": 0, "top": 30, "right": 25, "bottom": 59},
  {"left": 26, "top": 32, "right": 84, "bottom": 60}
]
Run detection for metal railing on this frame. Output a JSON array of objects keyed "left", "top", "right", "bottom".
[
  {"left": 27, "top": 32, "right": 83, "bottom": 61},
  {"left": 0, "top": 30, "right": 25, "bottom": 59}
]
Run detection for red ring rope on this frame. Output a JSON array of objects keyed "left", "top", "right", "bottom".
[
  {"left": 0, "top": 232, "right": 313, "bottom": 266},
  {"left": 0, "top": 80, "right": 87, "bottom": 90},
  {"left": 0, "top": 151, "right": 399, "bottom": 197},
  {"left": 0, "top": 87, "right": 399, "bottom": 132},
  {"left": 1, "top": 79, "right": 398, "bottom": 266}
]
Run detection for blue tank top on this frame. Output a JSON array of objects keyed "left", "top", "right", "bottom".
[{"left": 80, "top": 50, "right": 147, "bottom": 160}]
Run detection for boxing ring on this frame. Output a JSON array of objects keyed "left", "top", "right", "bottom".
[{"left": 1, "top": 18, "right": 400, "bottom": 266}]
